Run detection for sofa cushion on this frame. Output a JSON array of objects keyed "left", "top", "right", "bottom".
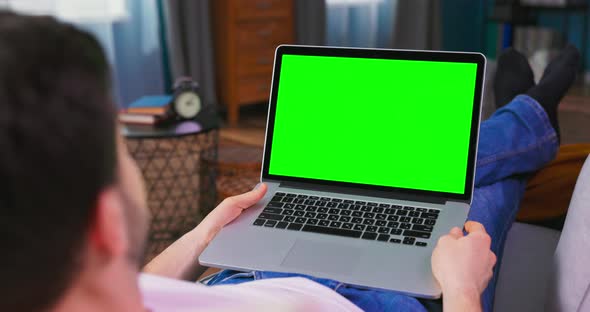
[
  {"left": 493, "top": 222, "right": 561, "bottom": 312},
  {"left": 546, "top": 155, "right": 590, "bottom": 311}
]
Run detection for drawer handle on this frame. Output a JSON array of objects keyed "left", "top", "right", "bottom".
[
  {"left": 256, "top": 1, "right": 272, "bottom": 9},
  {"left": 257, "top": 57, "right": 272, "bottom": 65},
  {"left": 257, "top": 29, "right": 272, "bottom": 37}
]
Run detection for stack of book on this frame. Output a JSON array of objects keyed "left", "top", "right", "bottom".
[{"left": 119, "top": 95, "right": 172, "bottom": 125}]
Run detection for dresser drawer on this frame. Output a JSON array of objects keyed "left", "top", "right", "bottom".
[
  {"left": 236, "top": 48, "right": 275, "bottom": 77},
  {"left": 234, "top": 0, "right": 292, "bottom": 21},
  {"left": 237, "top": 75, "right": 272, "bottom": 104},
  {"left": 237, "top": 20, "right": 293, "bottom": 49}
]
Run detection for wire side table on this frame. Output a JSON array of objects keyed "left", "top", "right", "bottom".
[{"left": 123, "top": 116, "right": 219, "bottom": 263}]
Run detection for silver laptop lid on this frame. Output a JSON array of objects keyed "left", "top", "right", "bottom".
[{"left": 261, "top": 45, "right": 485, "bottom": 204}]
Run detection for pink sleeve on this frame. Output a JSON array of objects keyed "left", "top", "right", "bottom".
[{"left": 140, "top": 273, "right": 362, "bottom": 311}]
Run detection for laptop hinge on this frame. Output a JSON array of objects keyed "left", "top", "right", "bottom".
[{"left": 280, "top": 181, "right": 446, "bottom": 205}]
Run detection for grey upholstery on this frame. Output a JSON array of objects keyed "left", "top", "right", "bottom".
[
  {"left": 481, "top": 59, "right": 497, "bottom": 121},
  {"left": 547, "top": 155, "right": 590, "bottom": 311},
  {"left": 493, "top": 223, "right": 561, "bottom": 312},
  {"left": 494, "top": 155, "right": 590, "bottom": 312}
]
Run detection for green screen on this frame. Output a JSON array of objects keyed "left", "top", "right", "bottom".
[{"left": 268, "top": 54, "right": 477, "bottom": 194}]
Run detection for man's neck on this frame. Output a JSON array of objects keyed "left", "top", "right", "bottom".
[{"left": 52, "top": 259, "right": 144, "bottom": 312}]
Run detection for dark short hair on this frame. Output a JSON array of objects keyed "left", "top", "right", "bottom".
[{"left": 0, "top": 11, "right": 116, "bottom": 311}]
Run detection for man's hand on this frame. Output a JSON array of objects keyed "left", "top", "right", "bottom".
[
  {"left": 198, "top": 183, "right": 268, "bottom": 244},
  {"left": 431, "top": 221, "right": 497, "bottom": 312},
  {"left": 143, "top": 183, "right": 267, "bottom": 280}
]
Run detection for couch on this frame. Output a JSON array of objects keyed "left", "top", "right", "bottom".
[{"left": 494, "top": 153, "right": 590, "bottom": 311}]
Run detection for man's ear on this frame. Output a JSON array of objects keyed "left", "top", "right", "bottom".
[{"left": 89, "top": 187, "right": 129, "bottom": 258}]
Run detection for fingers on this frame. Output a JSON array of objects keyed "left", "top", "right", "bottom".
[
  {"left": 436, "top": 227, "right": 463, "bottom": 247},
  {"left": 464, "top": 221, "right": 486, "bottom": 234},
  {"left": 464, "top": 221, "right": 492, "bottom": 251},
  {"left": 490, "top": 251, "right": 497, "bottom": 267},
  {"left": 448, "top": 227, "right": 463, "bottom": 239},
  {"left": 222, "top": 183, "right": 268, "bottom": 210}
]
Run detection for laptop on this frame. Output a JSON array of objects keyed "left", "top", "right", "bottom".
[{"left": 200, "top": 45, "right": 486, "bottom": 299}]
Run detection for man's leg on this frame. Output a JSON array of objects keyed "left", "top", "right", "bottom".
[
  {"left": 476, "top": 45, "right": 579, "bottom": 186},
  {"left": 424, "top": 90, "right": 560, "bottom": 312},
  {"left": 467, "top": 94, "right": 559, "bottom": 311},
  {"left": 475, "top": 95, "right": 557, "bottom": 187},
  {"left": 468, "top": 46, "right": 579, "bottom": 311},
  {"left": 469, "top": 178, "right": 528, "bottom": 312},
  {"left": 420, "top": 91, "right": 559, "bottom": 312}
]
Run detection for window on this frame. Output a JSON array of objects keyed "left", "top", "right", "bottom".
[
  {"left": 326, "top": 0, "right": 385, "bottom": 5},
  {"left": 0, "top": 0, "right": 127, "bottom": 23},
  {"left": 326, "top": 0, "right": 395, "bottom": 48}
]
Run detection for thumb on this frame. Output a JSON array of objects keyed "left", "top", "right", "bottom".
[
  {"left": 448, "top": 227, "right": 464, "bottom": 239},
  {"left": 199, "top": 183, "right": 268, "bottom": 239},
  {"left": 464, "top": 221, "right": 487, "bottom": 234},
  {"left": 222, "top": 183, "right": 268, "bottom": 210}
]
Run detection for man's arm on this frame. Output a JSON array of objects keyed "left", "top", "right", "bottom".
[
  {"left": 431, "top": 221, "right": 497, "bottom": 312},
  {"left": 143, "top": 184, "right": 268, "bottom": 281}
]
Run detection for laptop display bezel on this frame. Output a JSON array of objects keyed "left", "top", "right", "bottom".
[{"left": 261, "top": 45, "right": 485, "bottom": 202}]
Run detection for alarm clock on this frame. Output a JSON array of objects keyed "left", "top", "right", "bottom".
[{"left": 171, "top": 77, "right": 202, "bottom": 120}]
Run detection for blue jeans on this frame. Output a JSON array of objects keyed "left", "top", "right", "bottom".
[{"left": 208, "top": 95, "right": 559, "bottom": 312}]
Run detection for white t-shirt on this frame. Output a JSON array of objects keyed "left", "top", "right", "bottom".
[{"left": 139, "top": 273, "right": 361, "bottom": 312}]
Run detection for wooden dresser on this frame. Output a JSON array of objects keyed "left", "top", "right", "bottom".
[{"left": 212, "top": 0, "right": 295, "bottom": 125}]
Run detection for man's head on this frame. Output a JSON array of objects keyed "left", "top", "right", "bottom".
[{"left": 0, "top": 12, "right": 149, "bottom": 311}]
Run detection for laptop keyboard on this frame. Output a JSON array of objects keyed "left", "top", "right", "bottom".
[{"left": 252, "top": 192, "right": 439, "bottom": 247}]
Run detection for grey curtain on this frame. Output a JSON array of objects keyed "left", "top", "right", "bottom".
[
  {"left": 162, "top": 0, "right": 217, "bottom": 108},
  {"left": 295, "top": 0, "right": 326, "bottom": 45},
  {"left": 392, "top": 0, "right": 442, "bottom": 50}
]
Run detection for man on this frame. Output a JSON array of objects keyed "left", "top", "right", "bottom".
[{"left": 0, "top": 13, "right": 579, "bottom": 312}]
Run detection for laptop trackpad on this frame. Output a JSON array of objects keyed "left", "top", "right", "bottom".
[{"left": 281, "top": 239, "right": 360, "bottom": 275}]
